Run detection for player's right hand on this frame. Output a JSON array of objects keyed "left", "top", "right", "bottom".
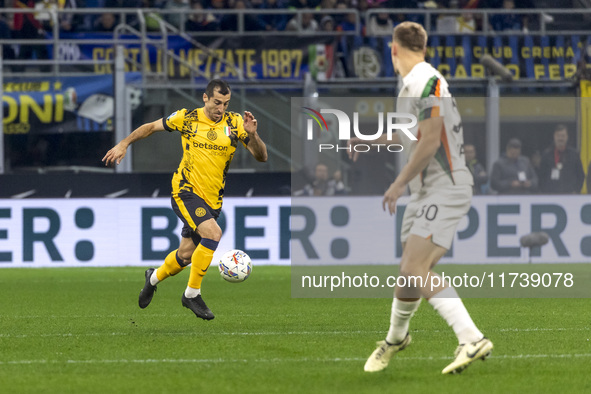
[
  {"left": 102, "top": 144, "right": 127, "bottom": 167},
  {"left": 382, "top": 181, "right": 405, "bottom": 215},
  {"left": 347, "top": 137, "right": 363, "bottom": 162}
]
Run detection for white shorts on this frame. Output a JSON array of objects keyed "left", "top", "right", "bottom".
[{"left": 400, "top": 185, "right": 472, "bottom": 250}]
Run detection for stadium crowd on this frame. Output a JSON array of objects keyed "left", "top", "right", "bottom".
[
  {"left": 0, "top": 0, "right": 543, "bottom": 35},
  {"left": 2, "top": 0, "right": 589, "bottom": 196},
  {"left": 300, "top": 123, "right": 590, "bottom": 197}
]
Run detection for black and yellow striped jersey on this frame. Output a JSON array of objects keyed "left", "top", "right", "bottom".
[{"left": 163, "top": 107, "right": 249, "bottom": 209}]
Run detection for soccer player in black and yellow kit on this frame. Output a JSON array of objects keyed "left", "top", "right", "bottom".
[{"left": 102, "top": 80, "right": 267, "bottom": 320}]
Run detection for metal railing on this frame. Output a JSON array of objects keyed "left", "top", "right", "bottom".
[
  {"left": 0, "top": 7, "right": 585, "bottom": 175},
  {"left": 1, "top": 7, "right": 589, "bottom": 75},
  {"left": 365, "top": 8, "right": 591, "bottom": 35},
  {"left": 0, "top": 8, "right": 302, "bottom": 173}
]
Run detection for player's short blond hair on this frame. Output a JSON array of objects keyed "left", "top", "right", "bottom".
[{"left": 393, "top": 22, "right": 428, "bottom": 52}]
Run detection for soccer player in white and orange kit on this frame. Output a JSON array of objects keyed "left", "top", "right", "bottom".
[{"left": 351, "top": 22, "right": 493, "bottom": 374}]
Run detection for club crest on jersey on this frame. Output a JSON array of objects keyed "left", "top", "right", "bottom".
[
  {"left": 195, "top": 207, "right": 206, "bottom": 217},
  {"left": 207, "top": 130, "right": 217, "bottom": 141}
]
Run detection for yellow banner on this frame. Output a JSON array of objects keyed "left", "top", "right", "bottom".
[{"left": 581, "top": 80, "right": 591, "bottom": 194}]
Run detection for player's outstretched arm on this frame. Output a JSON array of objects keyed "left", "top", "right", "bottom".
[
  {"left": 347, "top": 133, "right": 402, "bottom": 163},
  {"left": 102, "top": 119, "right": 165, "bottom": 167},
  {"left": 382, "top": 116, "right": 442, "bottom": 214},
  {"left": 243, "top": 111, "right": 268, "bottom": 162}
]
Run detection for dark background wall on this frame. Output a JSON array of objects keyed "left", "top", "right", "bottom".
[{"left": 0, "top": 172, "right": 291, "bottom": 198}]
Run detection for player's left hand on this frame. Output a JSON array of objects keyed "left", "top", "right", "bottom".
[
  {"left": 244, "top": 111, "right": 257, "bottom": 135},
  {"left": 382, "top": 182, "right": 406, "bottom": 215}
]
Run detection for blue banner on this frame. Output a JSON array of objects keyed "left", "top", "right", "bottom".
[
  {"left": 334, "top": 34, "right": 591, "bottom": 80},
  {"left": 2, "top": 74, "right": 141, "bottom": 134},
  {"left": 51, "top": 33, "right": 591, "bottom": 80},
  {"left": 55, "top": 33, "right": 336, "bottom": 81}
]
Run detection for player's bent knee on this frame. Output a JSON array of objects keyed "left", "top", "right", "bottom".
[
  {"left": 177, "top": 250, "right": 193, "bottom": 262},
  {"left": 178, "top": 243, "right": 196, "bottom": 261},
  {"left": 211, "top": 229, "right": 223, "bottom": 242},
  {"left": 197, "top": 220, "right": 222, "bottom": 242},
  {"left": 205, "top": 228, "right": 222, "bottom": 242},
  {"left": 399, "top": 259, "right": 428, "bottom": 276},
  {"left": 398, "top": 269, "right": 426, "bottom": 281}
]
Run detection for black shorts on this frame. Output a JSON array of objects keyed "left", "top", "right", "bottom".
[{"left": 171, "top": 191, "right": 221, "bottom": 245}]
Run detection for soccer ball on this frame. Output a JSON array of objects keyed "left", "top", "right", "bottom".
[{"left": 218, "top": 249, "right": 252, "bottom": 283}]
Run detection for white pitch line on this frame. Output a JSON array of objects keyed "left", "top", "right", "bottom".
[
  {"left": 8, "top": 314, "right": 189, "bottom": 319},
  {"left": 0, "top": 332, "right": 130, "bottom": 339},
  {"left": 0, "top": 331, "right": 381, "bottom": 339},
  {"left": 1, "top": 353, "right": 591, "bottom": 366},
  {"left": 8, "top": 313, "right": 305, "bottom": 319},
  {"left": 1, "top": 327, "right": 589, "bottom": 339}
]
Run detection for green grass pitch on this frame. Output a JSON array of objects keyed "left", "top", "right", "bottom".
[{"left": 1, "top": 266, "right": 590, "bottom": 393}]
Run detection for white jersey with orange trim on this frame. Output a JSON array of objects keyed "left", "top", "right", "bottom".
[{"left": 396, "top": 61, "right": 473, "bottom": 194}]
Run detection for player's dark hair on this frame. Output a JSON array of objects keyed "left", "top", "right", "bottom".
[
  {"left": 206, "top": 79, "right": 231, "bottom": 98},
  {"left": 554, "top": 124, "right": 568, "bottom": 133},
  {"left": 393, "top": 22, "right": 427, "bottom": 52}
]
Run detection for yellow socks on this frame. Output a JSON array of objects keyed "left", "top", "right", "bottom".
[
  {"left": 153, "top": 239, "right": 219, "bottom": 296},
  {"left": 156, "top": 250, "right": 188, "bottom": 281},
  {"left": 187, "top": 238, "right": 219, "bottom": 292}
]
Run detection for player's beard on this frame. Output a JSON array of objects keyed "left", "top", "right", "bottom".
[{"left": 205, "top": 108, "right": 222, "bottom": 122}]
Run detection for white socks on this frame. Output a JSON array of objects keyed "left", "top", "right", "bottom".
[
  {"left": 184, "top": 286, "right": 201, "bottom": 298},
  {"left": 150, "top": 270, "right": 160, "bottom": 286},
  {"left": 428, "top": 286, "right": 483, "bottom": 344},
  {"left": 386, "top": 298, "right": 421, "bottom": 344},
  {"left": 150, "top": 269, "right": 202, "bottom": 298}
]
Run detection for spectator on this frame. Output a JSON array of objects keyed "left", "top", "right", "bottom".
[
  {"left": 12, "top": 0, "right": 51, "bottom": 72},
  {"left": 163, "top": 0, "right": 190, "bottom": 29},
  {"left": 34, "top": 0, "right": 83, "bottom": 33},
  {"left": 320, "top": 15, "right": 335, "bottom": 31},
  {"left": 464, "top": 143, "right": 488, "bottom": 194},
  {"left": 332, "top": 169, "right": 348, "bottom": 195},
  {"left": 0, "top": 2, "right": 16, "bottom": 70},
  {"left": 336, "top": 8, "right": 357, "bottom": 32},
  {"left": 105, "top": 0, "right": 144, "bottom": 28},
  {"left": 530, "top": 149, "right": 542, "bottom": 181},
  {"left": 59, "top": 0, "right": 81, "bottom": 32},
  {"left": 105, "top": 0, "right": 143, "bottom": 8},
  {"left": 94, "top": 12, "right": 117, "bottom": 31},
  {"left": 209, "top": 0, "right": 226, "bottom": 8},
  {"left": 289, "top": 0, "right": 320, "bottom": 8},
  {"left": 436, "top": 0, "right": 476, "bottom": 34},
  {"left": 367, "top": 12, "right": 393, "bottom": 36},
  {"left": 258, "top": 0, "right": 289, "bottom": 31},
  {"left": 221, "top": 0, "right": 268, "bottom": 31},
  {"left": 319, "top": 0, "right": 337, "bottom": 8},
  {"left": 490, "top": 138, "right": 538, "bottom": 194},
  {"left": 481, "top": 0, "right": 535, "bottom": 32},
  {"left": 489, "top": 0, "right": 522, "bottom": 32},
  {"left": 539, "top": 125, "right": 584, "bottom": 194},
  {"left": 285, "top": 10, "right": 318, "bottom": 31},
  {"left": 208, "top": 0, "right": 226, "bottom": 27},
  {"left": 456, "top": 13, "right": 476, "bottom": 33},
  {"left": 357, "top": 0, "right": 369, "bottom": 16},
  {"left": 294, "top": 163, "right": 344, "bottom": 196},
  {"left": 185, "top": 0, "right": 219, "bottom": 31}
]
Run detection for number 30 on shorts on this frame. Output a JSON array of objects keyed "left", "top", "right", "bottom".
[{"left": 416, "top": 204, "right": 438, "bottom": 221}]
